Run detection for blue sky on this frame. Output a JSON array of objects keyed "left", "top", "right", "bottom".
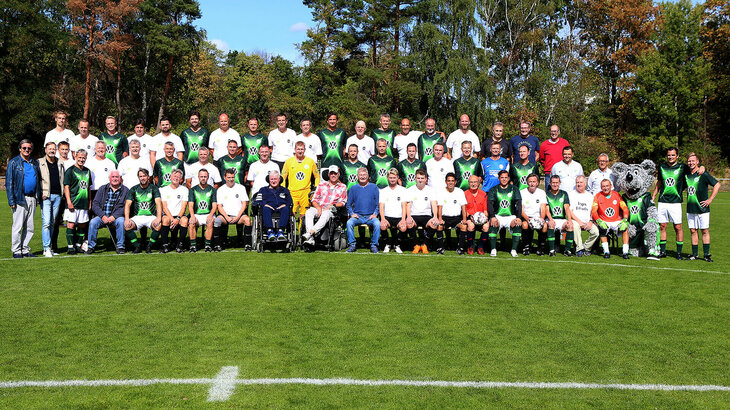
[{"left": 195, "top": 0, "right": 314, "bottom": 63}]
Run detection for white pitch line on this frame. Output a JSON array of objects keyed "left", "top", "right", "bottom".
[
  {"left": 1, "top": 376, "right": 729, "bottom": 393},
  {"left": 207, "top": 366, "right": 239, "bottom": 402}
]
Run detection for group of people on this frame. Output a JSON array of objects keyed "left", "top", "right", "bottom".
[{"left": 6, "top": 110, "right": 720, "bottom": 261}]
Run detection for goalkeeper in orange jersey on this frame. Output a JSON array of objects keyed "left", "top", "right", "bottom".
[{"left": 592, "top": 179, "right": 630, "bottom": 259}]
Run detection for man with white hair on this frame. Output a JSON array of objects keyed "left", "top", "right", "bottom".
[
  {"left": 346, "top": 120, "right": 375, "bottom": 164},
  {"left": 85, "top": 140, "right": 116, "bottom": 203},
  {"left": 587, "top": 153, "right": 615, "bottom": 195},
  {"left": 569, "top": 175, "right": 599, "bottom": 257},
  {"left": 87, "top": 170, "right": 128, "bottom": 254}
]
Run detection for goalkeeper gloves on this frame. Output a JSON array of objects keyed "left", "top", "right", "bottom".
[{"left": 596, "top": 219, "right": 608, "bottom": 229}]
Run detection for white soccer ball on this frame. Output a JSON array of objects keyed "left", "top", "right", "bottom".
[
  {"left": 473, "top": 212, "right": 488, "bottom": 225},
  {"left": 80, "top": 240, "right": 89, "bottom": 252},
  {"left": 529, "top": 217, "right": 544, "bottom": 230}
]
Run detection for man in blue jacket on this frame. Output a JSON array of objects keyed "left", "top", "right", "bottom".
[
  {"left": 345, "top": 167, "right": 380, "bottom": 253},
  {"left": 6, "top": 139, "right": 42, "bottom": 258},
  {"left": 258, "top": 170, "right": 293, "bottom": 240},
  {"left": 87, "top": 170, "right": 129, "bottom": 254}
]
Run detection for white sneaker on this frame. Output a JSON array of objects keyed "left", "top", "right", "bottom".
[
  {"left": 306, "top": 236, "right": 315, "bottom": 246},
  {"left": 80, "top": 241, "right": 89, "bottom": 252},
  {"left": 383, "top": 245, "right": 390, "bottom": 253},
  {"left": 43, "top": 249, "right": 53, "bottom": 258},
  {"left": 490, "top": 249, "right": 497, "bottom": 257},
  {"left": 52, "top": 251, "right": 59, "bottom": 256},
  {"left": 302, "top": 232, "right": 312, "bottom": 241},
  {"left": 510, "top": 250, "right": 518, "bottom": 258},
  {"left": 394, "top": 245, "right": 403, "bottom": 254}
]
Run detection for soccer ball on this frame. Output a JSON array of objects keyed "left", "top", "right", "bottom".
[
  {"left": 529, "top": 217, "right": 544, "bottom": 229},
  {"left": 472, "top": 212, "right": 488, "bottom": 225},
  {"left": 80, "top": 240, "right": 89, "bottom": 252}
]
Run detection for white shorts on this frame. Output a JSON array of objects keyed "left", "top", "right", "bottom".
[
  {"left": 657, "top": 202, "right": 682, "bottom": 224},
  {"left": 192, "top": 214, "right": 212, "bottom": 226},
  {"left": 131, "top": 215, "right": 156, "bottom": 230},
  {"left": 65, "top": 209, "right": 89, "bottom": 224},
  {"left": 552, "top": 218, "right": 569, "bottom": 232},
  {"left": 604, "top": 220, "right": 625, "bottom": 233},
  {"left": 687, "top": 213, "right": 709, "bottom": 229},
  {"left": 495, "top": 215, "right": 518, "bottom": 229}
]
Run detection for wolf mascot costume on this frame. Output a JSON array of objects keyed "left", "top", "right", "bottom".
[{"left": 612, "top": 160, "right": 660, "bottom": 260}]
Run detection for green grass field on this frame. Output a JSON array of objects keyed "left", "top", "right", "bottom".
[{"left": 1, "top": 193, "right": 728, "bottom": 407}]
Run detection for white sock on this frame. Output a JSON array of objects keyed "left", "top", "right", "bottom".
[
  {"left": 602, "top": 242, "right": 609, "bottom": 253},
  {"left": 622, "top": 244, "right": 629, "bottom": 254}
]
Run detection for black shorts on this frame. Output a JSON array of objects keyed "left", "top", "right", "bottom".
[
  {"left": 442, "top": 215, "right": 462, "bottom": 229},
  {"left": 383, "top": 216, "right": 402, "bottom": 229},
  {"left": 412, "top": 215, "right": 433, "bottom": 228}
]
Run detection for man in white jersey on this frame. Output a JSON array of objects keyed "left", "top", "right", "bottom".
[
  {"left": 118, "top": 139, "right": 152, "bottom": 189},
  {"left": 149, "top": 116, "right": 184, "bottom": 165},
  {"left": 294, "top": 118, "right": 322, "bottom": 162},
  {"left": 406, "top": 169, "right": 439, "bottom": 254},
  {"left": 393, "top": 118, "right": 422, "bottom": 161},
  {"left": 436, "top": 172, "right": 467, "bottom": 254},
  {"left": 159, "top": 169, "right": 189, "bottom": 253},
  {"left": 268, "top": 112, "right": 296, "bottom": 169},
  {"left": 425, "top": 142, "right": 454, "bottom": 190},
  {"left": 185, "top": 147, "right": 222, "bottom": 188},
  {"left": 346, "top": 120, "right": 375, "bottom": 164},
  {"left": 246, "top": 145, "right": 279, "bottom": 197},
  {"left": 550, "top": 146, "right": 584, "bottom": 192},
  {"left": 85, "top": 141, "right": 116, "bottom": 200},
  {"left": 214, "top": 168, "right": 251, "bottom": 251},
  {"left": 379, "top": 168, "right": 408, "bottom": 254},
  {"left": 127, "top": 118, "right": 154, "bottom": 163},
  {"left": 69, "top": 118, "right": 98, "bottom": 157},
  {"left": 446, "top": 114, "right": 481, "bottom": 160},
  {"left": 44, "top": 111, "right": 75, "bottom": 147},
  {"left": 208, "top": 112, "right": 241, "bottom": 161},
  {"left": 569, "top": 175, "right": 599, "bottom": 257},
  {"left": 520, "top": 173, "right": 548, "bottom": 256}
]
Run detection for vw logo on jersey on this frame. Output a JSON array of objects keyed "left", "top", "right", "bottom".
[
  {"left": 138, "top": 201, "right": 151, "bottom": 211},
  {"left": 605, "top": 207, "right": 616, "bottom": 217},
  {"left": 630, "top": 205, "right": 639, "bottom": 214},
  {"left": 105, "top": 145, "right": 115, "bottom": 154},
  {"left": 500, "top": 199, "right": 510, "bottom": 209},
  {"left": 79, "top": 180, "right": 88, "bottom": 190},
  {"left": 235, "top": 194, "right": 239, "bottom": 198},
  {"left": 378, "top": 168, "right": 387, "bottom": 177},
  {"left": 248, "top": 146, "right": 258, "bottom": 156},
  {"left": 687, "top": 186, "right": 696, "bottom": 196},
  {"left": 397, "top": 196, "right": 401, "bottom": 201},
  {"left": 425, "top": 147, "right": 433, "bottom": 156},
  {"left": 552, "top": 206, "right": 562, "bottom": 215},
  {"left": 424, "top": 196, "right": 429, "bottom": 201},
  {"left": 198, "top": 200, "right": 208, "bottom": 210},
  {"left": 163, "top": 173, "right": 172, "bottom": 182},
  {"left": 520, "top": 175, "right": 527, "bottom": 185},
  {"left": 328, "top": 141, "right": 338, "bottom": 150},
  {"left": 407, "top": 174, "right": 416, "bottom": 182},
  {"left": 190, "top": 142, "right": 200, "bottom": 151},
  {"left": 463, "top": 171, "right": 471, "bottom": 179},
  {"left": 295, "top": 171, "right": 306, "bottom": 181},
  {"left": 361, "top": 145, "right": 367, "bottom": 152},
  {"left": 453, "top": 199, "right": 457, "bottom": 204},
  {"left": 348, "top": 174, "right": 357, "bottom": 182},
  {"left": 176, "top": 194, "right": 181, "bottom": 199},
  {"left": 665, "top": 177, "right": 676, "bottom": 187},
  {"left": 104, "top": 167, "right": 108, "bottom": 172}
]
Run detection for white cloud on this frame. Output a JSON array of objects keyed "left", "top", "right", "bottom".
[
  {"left": 289, "top": 22, "right": 308, "bottom": 32},
  {"left": 210, "top": 38, "right": 230, "bottom": 54}
]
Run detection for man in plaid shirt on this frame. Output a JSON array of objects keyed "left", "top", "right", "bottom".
[{"left": 302, "top": 165, "right": 348, "bottom": 245}]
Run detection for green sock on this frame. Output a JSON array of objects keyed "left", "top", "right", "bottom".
[
  {"left": 703, "top": 243, "right": 710, "bottom": 256},
  {"left": 511, "top": 227, "right": 521, "bottom": 251},
  {"left": 660, "top": 240, "right": 666, "bottom": 253},
  {"left": 489, "top": 226, "right": 498, "bottom": 250},
  {"left": 205, "top": 239, "right": 211, "bottom": 247},
  {"left": 676, "top": 241, "right": 683, "bottom": 254},
  {"left": 547, "top": 230, "right": 555, "bottom": 251},
  {"left": 566, "top": 231, "right": 574, "bottom": 252},
  {"left": 692, "top": 244, "right": 699, "bottom": 257},
  {"left": 125, "top": 230, "right": 138, "bottom": 246},
  {"left": 75, "top": 231, "right": 85, "bottom": 246},
  {"left": 66, "top": 228, "right": 75, "bottom": 248},
  {"left": 150, "top": 229, "right": 160, "bottom": 244}
]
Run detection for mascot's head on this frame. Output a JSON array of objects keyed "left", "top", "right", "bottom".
[{"left": 613, "top": 160, "right": 655, "bottom": 199}]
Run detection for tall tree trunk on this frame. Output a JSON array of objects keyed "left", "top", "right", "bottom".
[
  {"left": 371, "top": 34, "right": 377, "bottom": 102},
  {"left": 141, "top": 44, "right": 150, "bottom": 121},
  {"left": 84, "top": 56, "right": 91, "bottom": 119},
  {"left": 116, "top": 56, "right": 122, "bottom": 127},
  {"left": 393, "top": 0, "right": 401, "bottom": 113},
  {"left": 157, "top": 55, "right": 174, "bottom": 130}
]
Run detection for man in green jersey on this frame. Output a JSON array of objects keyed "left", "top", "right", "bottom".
[
  {"left": 99, "top": 116, "right": 128, "bottom": 166},
  {"left": 318, "top": 112, "right": 347, "bottom": 169},
  {"left": 544, "top": 175, "right": 574, "bottom": 256},
  {"left": 368, "top": 139, "right": 396, "bottom": 189},
  {"left": 417, "top": 118, "right": 446, "bottom": 162},
  {"left": 124, "top": 168, "right": 162, "bottom": 253},
  {"left": 63, "top": 149, "right": 92, "bottom": 254},
  {"left": 180, "top": 110, "right": 210, "bottom": 165},
  {"left": 397, "top": 143, "right": 426, "bottom": 189},
  {"left": 188, "top": 169, "right": 217, "bottom": 252},
  {"left": 487, "top": 170, "right": 522, "bottom": 257},
  {"left": 216, "top": 140, "right": 246, "bottom": 185},
  {"left": 510, "top": 144, "right": 539, "bottom": 191},
  {"left": 341, "top": 144, "right": 367, "bottom": 191},
  {"left": 153, "top": 141, "right": 185, "bottom": 187},
  {"left": 241, "top": 117, "right": 269, "bottom": 166},
  {"left": 370, "top": 114, "right": 396, "bottom": 158},
  {"left": 452, "top": 141, "right": 482, "bottom": 190},
  {"left": 651, "top": 147, "right": 704, "bottom": 259},
  {"left": 685, "top": 153, "right": 720, "bottom": 261}
]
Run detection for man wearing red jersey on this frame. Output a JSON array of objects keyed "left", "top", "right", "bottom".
[
  {"left": 464, "top": 174, "right": 488, "bottom": 254},
  {"left": 592, "top": 179, "right": 630, "bottom": 259}
]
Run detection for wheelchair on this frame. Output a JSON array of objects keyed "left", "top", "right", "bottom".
[
  {"left": 251, "top": 192, "right": 299, "bottom": 253},
  {"left": 301, "top": 206, "right": 348, "bottom": 252}
]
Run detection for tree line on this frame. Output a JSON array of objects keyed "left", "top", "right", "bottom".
[{"left": 1, "top": 0, "right": 727, "bottom": 170}]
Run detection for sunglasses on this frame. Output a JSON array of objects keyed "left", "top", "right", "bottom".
[{"left": 20, "top": 147, "right": 32, "bottom": 151}]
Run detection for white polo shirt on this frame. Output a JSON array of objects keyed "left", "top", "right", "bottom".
[
  {"left": 346, "top": 135, "right": 375, "bottom": 164},
  {"left": 186, "top": 162, "right": 222, "bottom": 187},
  {"left": 551, "top": 160, "right": 584, "bottom": 192},
  {"left": 151, "top": 133, "right": 184, "bottom": 158},
  {"left": 425, "top": 157, "right": 455, "bottom": 190},
  {"left": 446, "top": 130, "right": 480, "bottom": 160},
  {"left": 127, "top": 133, "right": 155, "bottom": 162},
  {"left": 268, "top": 128, "right": 297, "bottom": 162},
  {"left": 247, "top": 160, "right": 280, "bottom": 196},
  {"left": 294, "top": 133, "right": 322, "bottom": 162},
  {"left": 438, "top": 188, "right": 467, "bottom": 217},
  {"left": 379, "top": 185, "right": 407, "bottom": 218},
  {"left": 85, "top": 156, "right": 116, "bottom": 190},
  {"left": 70, "top": 134, "right": 99, "bottom": 155},
  {"left": 208, "top": 128, "right": 241, "bottom": 161},
  {"left": 160, "top": 184, "right": 189, "bottom": 215},
  {"left": 216, "top": 183, "right": 248, "bottom": 216},
  {"left": 520, "top": 187, "right": 547, "bottom": 219},
  {"left": 393, "top": 131, "right": 423, "bottom": 161},
  {"left": 45, "top": 128, "right": 75, "bottom": 146},
  {"left": 118, "top": 155, "right": 152, "bottom": 189},
  {"left": 587, "top": 167, "right": 615, "bottom": 195},
  {"left": 407, "top": 185, "right": 436, "bottom": 216}
]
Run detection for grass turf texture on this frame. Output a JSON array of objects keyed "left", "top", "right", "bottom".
[{"left": 1, "top": 193, "right": 729, "bottom": 407}]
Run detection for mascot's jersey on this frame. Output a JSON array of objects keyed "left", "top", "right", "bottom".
[
  {"left": 685, "top": 171, "right": 718, "bottom": 214},
  {"left": 657, "top": 163, "right": 687, "bottom": 203},
  {"left": 592, "top": 190, "right": 627, "bottom": 222},
  {"left": 622, "top": 192, "right": 653, "bottom": 226}
]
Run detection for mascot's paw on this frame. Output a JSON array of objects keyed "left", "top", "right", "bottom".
[
  {"left": 644, "top": 220, "right": 659, "bottom": 234},
  {"left": 628, "top": 225, "right": 637, "bottom": 237},
  {"left": 630, "top": 248, "right": 640, "bottom": 257}
]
